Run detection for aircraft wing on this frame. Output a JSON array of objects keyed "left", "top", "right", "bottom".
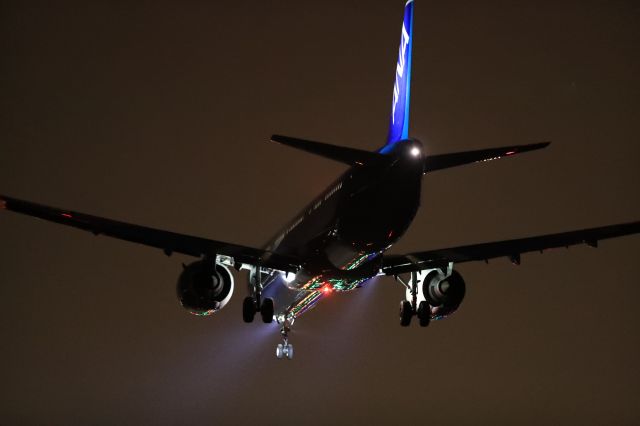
[
  {"left": 0, "top": 194, "right": 301, "bottom": 273},
  {"left": 382, "top": 221, "right": 640, "bottom": 275}
]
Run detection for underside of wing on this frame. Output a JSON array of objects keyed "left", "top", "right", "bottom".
[
  {"left": 0, "top": 194, "right": 300, "bottom": 273},
  {"left": 382, "top": 221, "right": 640, "bottom": 275}
]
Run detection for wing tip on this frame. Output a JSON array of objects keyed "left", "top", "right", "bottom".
[
  {"left": 526, "top": 141, "right": 551, "bottom": 151},
  {"left": 270, "top": 134, "right": 287, "bottom": 144},
  {"left": 509, "top": 141, "right": 550, "bottom": 155}
]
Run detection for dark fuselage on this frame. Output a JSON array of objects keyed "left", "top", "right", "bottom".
[{"left": 262, "top": 140, "right": 424, "bottom": 319}]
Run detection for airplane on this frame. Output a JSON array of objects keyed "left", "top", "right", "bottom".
[{"left": 1, "top": 0, "right": 639, "bottom": 360}]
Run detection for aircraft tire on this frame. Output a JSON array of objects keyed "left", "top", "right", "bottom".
[
  {"left": 242, "top": 296, "right": 257, "bottom": 323},
  {"left": 417, "top": 301, "right": 430, "bottom": 327},
  {"left": 400, "top": 301, "right": 413, "bottom": 327},
  {"left": 260, "top": 298, "right": 275, "bottom": 323},
  {"left": 285, "top": 344, "right": 294, "bottom": 360},
  {"left": 276, "top": 344, "right": 284, "bottom": 359}
]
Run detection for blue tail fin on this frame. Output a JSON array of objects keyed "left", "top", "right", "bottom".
[{"left": 381, "top": 0, "right": 414, "bottom": 153}]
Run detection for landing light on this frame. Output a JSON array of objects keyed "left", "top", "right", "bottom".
[
  {"left": 410, "top": 147, "right": 420, "bottom": 157},
  {"left": 282, "top": 272, "right": 296, "bottom": 283}
]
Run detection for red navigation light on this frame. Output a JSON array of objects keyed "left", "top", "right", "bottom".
[
  {"left": 61, "top": 213, "right": 72, "bottom": 218},
  {"left": 0, "top": 199, "right": 6, "bottom": 210},
  {"left": 505, "top": 151, "right": 516, "bottom": 156},
  {"left": 322, "top": 285, "right": 332, "bottom": 294}
]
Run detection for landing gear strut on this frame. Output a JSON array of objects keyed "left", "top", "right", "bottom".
[
  {"left": 242, "top": 267, "right": 274, "bottom": 324},
  {"left": 276, "top": 321, "right": 294, "bottom": 360}
]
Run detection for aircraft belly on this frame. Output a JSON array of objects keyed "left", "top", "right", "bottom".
[
  {"left": 262, "top": 269, "right": 374, "bottom": 320},
  {"left": 261, "top": 273, "right": 320, "bottom": 319}
]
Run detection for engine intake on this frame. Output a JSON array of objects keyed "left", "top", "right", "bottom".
[
  {"left": 177, "top": 260, "right": 234, "bottom": 316},
  {"left": 422, "top": 270, "right": 466, "bottom": 320}
]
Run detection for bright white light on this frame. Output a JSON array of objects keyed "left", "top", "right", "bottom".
[
  {"left": 410, "top": 147, "right": 420, "bottom": 157},
  {"left": 282, "top": 272, "right": 296, "bottom": 283}
]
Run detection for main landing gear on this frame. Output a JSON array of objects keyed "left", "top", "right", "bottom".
[
  {"left": 396, "top": 269, "right": 446, "bottom": 327},
  {"left": 242, "top": 267, "right": 274, "bottom": 324},
  {"left": 399, "top": 299, "right": 431, "bottom": 327},
  {"left": 242, "top": 266, "right": 294, "bottom": 359},
  {"left": 276, "top": 321, "right": 294, "bottom": 360},
  {"left": 242, "top": 296, "right": 274, "bottom": 323}
]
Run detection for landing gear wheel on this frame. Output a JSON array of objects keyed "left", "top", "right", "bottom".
[
  {"left": 285, "top": 344, "right": 294, "bottom": 360},
  {"left": 400, "top": 300, "right": 413, "bottom": 327},
  {"left": 417, "top": 301, "right": 431, "bottom": 327},
  {"left": 260, "top": 298, "right": 274, "bottom": 323},
  {"left": 242, "top": 297, "right": 257, "bottom": 323},
  {"left": 276, "top": 343, "right": 284, "bottom": 359}
]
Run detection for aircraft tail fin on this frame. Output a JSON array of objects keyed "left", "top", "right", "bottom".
[
  {"left": 271, "top": 135, "right": 384, "bottom": 166},
  {"left": 381, "top": 0, "right": 415, "bottom": 153}
]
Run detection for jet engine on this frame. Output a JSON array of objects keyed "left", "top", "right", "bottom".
[
  {"left": 422, "top": 269, "right": 466, "bottom": 320},
  {"left": 176, "top": 260, "right": 234, "bottom": 316}
]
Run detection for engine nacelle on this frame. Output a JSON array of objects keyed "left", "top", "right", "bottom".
[
  {"left": 177, "top": 260, "right": 234, "bottom": 316},
  {"left": 422, "top": 269, "right": 466, "bottom": 320}
]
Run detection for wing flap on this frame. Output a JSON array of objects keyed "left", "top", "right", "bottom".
[
  {"left": 0, "top": 194, "right": 300, "bottom": 273},
  {"left": 382, "top": 221, "right": 640, "bottom": 275}
]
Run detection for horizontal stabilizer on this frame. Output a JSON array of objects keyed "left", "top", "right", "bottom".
[
  {"left": 424, "top": 142, "right": 550, "bottom": 173},
  {"left": 271, "top": 135, "right": 385, "bottom": 167}
]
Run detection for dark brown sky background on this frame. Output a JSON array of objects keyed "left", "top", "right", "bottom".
[{"left": 1, "top": 0, "right": 639, "bottom": 424}]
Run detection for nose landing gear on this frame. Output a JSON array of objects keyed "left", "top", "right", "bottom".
[
  {"left": 276, "top": 342, "right": 294, "bottom": 360},
  {"left": 276, "top": 321, "right": 294, "bottom": 360}
]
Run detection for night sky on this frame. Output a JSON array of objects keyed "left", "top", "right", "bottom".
[{"left": 1, "top": 1, "right": 639, "bottom": 424}]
